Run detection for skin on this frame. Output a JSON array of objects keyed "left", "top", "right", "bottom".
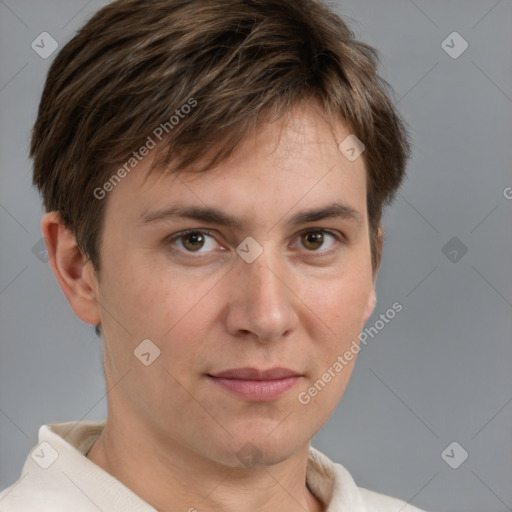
[{"left": 42, "top": 100, "right": 382, "bottom": 512}]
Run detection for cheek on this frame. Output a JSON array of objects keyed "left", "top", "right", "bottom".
[
  {"left": 99, "top": 250, "right": 203, "bottom": 335},
  {"left": 295, "top": 276, "right": 371, "bottom": 425},
  {"left": 301, "top": 269, "right": 373, "bottom": 337},
  {"left": 103, "top": 268, "right": 221, "bottom": 381}
]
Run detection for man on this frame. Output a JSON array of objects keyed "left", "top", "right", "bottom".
[{"left": 0, "top": 0, "right": 425, "bottom": 510}]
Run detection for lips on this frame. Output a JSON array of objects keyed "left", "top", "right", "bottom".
[
  {"left": 209, "top": 367, "right": 301, "bottom": 380},
  {"left": 207, "top": 367, "right": 302, "bottom": 402}
]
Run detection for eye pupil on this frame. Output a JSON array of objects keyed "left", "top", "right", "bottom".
[
  {"left": 303, "top": 231, "right": 324, "bottom": 250},
  {"left": 183, "top": 232, "right": 205, "bottom": 251}
]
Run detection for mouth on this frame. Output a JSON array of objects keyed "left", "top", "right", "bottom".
[{"left": 206, "top": 367, "right": 303, "bottom": 402}]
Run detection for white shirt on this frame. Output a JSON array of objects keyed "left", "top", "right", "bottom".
[{"left": 0, "top": 421, "right": 426, "bottom": 511}]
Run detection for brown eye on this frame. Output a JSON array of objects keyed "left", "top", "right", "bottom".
[
  {"left": 295, "top": 230, "right": 341, "bottom": 253},
  {"left": 181, "top": 231, "right": 205, "bottom": 252},
  {"left": 169, "top": 229, "right": 219, "bottom": 254},
  {"left": 301, "top": 231, "right": 325, "bottom": 250}
]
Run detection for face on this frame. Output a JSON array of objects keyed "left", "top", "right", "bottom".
[{"left": 90, "top": 101, "right": 377, "bottom": 467}]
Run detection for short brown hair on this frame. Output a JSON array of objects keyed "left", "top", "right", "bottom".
[{"left": 31, "top": 0, "right": 411, "bottom": 272}]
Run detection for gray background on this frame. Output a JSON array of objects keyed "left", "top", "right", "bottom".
[{"left": 1, "top": 1, "right": 511, "bottom": 511}]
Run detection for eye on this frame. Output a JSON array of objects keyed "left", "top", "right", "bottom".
[
  {"left": 295, "top": 229, "right": 341, "bottom": 252},
  {"left": 166, "top": 228, "right": 344, "bottom": 257},
  {"left": 168, "top": 229, "right": 221, "bottom": 253}
]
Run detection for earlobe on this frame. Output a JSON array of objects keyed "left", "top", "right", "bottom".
[
  {"left": 41, "top": 212, "right": 101, "bottom": 325},
  {"left": 362, "top": 289, "right": 377, "bottom": 323}
]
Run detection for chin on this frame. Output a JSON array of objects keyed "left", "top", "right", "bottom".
[{"left": 220, "top": 427, "right": 308, "bottom": 469}]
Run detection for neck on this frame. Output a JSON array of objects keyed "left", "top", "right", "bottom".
[{"left": 86, "top": 415, "right": 324, "bottom": 512}]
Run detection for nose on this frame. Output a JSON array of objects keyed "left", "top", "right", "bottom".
[{"left": 223, "top": 251, "right": 299, "bottom": 343}]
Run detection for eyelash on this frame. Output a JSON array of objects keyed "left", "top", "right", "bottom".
[{"left": 166, "top": 228, "right": 346, "bottom": 256}]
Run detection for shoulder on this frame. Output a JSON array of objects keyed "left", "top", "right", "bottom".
[
  {"left": 307, "top": 446, "right": 428, "bottom": 512},
  {"left": 358, "top": 487, "right": 427, "bottom": 512},
  {"left": 0, "top": 462, "right": 98, "bottom": 512},
  {"left": 0, "top": 421, "right": 133, "bottom": 512},
  {"left": 0, "top": 471, "right": 74, "bottom": 512}
]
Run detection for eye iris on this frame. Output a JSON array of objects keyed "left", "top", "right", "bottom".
[
  {"left": 183, "top": 232, "right": 205, "bottom": 251},
  {"left": 302, "top": 231, "right": 324, "bottom": 250}
]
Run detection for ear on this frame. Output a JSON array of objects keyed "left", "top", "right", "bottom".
[
  {"left": 372, "top": 225, "right": 384, "bottom": 278},
  {"left": 362, "top": 289, "right": 377, "bottom": 324},
  {"left": 362, "top": 226, "right": 383, "bottom": 323},
  {"left": 41, "top": 212, "right": 101, "bottom": 325}
]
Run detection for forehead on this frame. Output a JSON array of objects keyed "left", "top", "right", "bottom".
[{"left": 103, "top": 102, "right": 368, "bottom": 228}]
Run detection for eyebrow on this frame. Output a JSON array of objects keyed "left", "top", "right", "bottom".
[{"left": 139, "top": 202, "right": 362, "bottom": 230}]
